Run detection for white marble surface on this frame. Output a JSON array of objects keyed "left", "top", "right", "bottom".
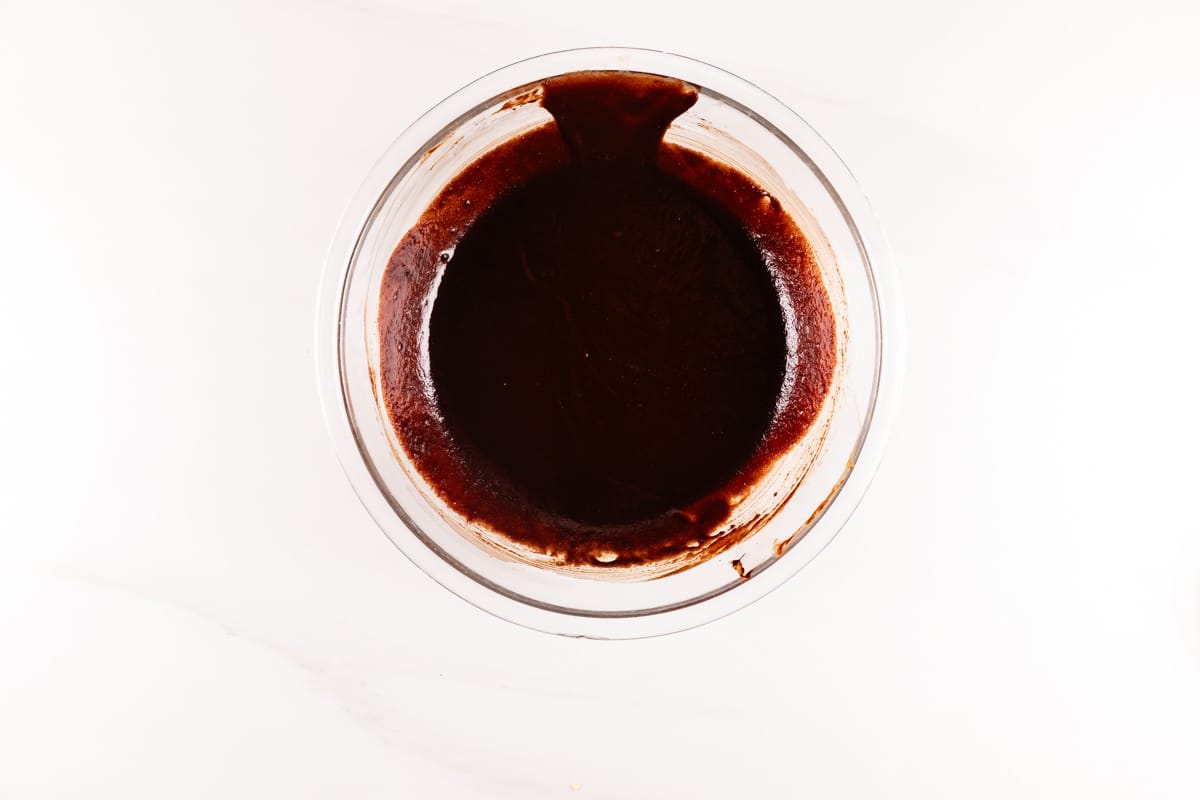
[{"left": 3, "top": 0, "right": 1199, "bottom": 796}]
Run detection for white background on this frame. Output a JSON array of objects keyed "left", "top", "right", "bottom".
[{"left": 3, "top": 0, "right": 1199, "bottom": 797}]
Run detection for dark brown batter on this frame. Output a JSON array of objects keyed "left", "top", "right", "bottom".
[{"left": 380, "top": 72, "right": 836, "bottom": 569}]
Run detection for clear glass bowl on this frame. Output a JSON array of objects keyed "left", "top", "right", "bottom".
[{"left": 316, "top": 48, "right": 903, "bottom": 638}]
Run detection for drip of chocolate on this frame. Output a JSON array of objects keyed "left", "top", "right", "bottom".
[{"left": 379, "top": 71, "right": 836, "bottom": 568}]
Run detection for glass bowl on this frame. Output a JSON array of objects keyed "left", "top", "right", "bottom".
[{"left": 316, "top": 47, "right": 903, "bottom": 638}]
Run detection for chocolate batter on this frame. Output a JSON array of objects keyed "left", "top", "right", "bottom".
[{"left": 379, "top": 72, "right": 836, "bottom": 568}]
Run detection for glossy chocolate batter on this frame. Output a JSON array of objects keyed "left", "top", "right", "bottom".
[{"left": 379, "top": 72, "right": 836, "bottom": 568}]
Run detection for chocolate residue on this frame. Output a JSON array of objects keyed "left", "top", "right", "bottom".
[
  {"left": 500, "top": 85, "right": 544, "bottom": 111},
  {"left": 379, "top": 71, "right": 836, "bottom": 570}
]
